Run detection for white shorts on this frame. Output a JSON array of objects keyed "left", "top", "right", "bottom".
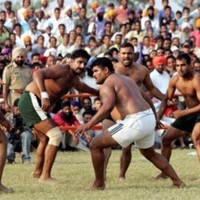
[{"left": 107, "top": 109, "right": 156, "bottom": 149}]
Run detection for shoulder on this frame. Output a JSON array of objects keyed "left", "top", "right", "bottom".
[
  {"left": 134, "top": 62, "right": 148, "bottom": 72},
  {"left": 193, "top": 72, "right": 200, "bottom": 83},
  {"left": 5, "top": 63, "right": 13, "bottom": 70}
]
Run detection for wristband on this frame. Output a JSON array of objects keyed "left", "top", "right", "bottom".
[{"left": 41, "top": 91, "right": 49, "bottom": 99}]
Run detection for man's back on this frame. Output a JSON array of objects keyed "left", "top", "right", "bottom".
[{"left": 102, "top": 74, "right": 150, "bottom": 120}]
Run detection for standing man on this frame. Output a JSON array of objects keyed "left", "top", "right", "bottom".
[
  {"left": 105, "top": 42, "right": 164, "bottom": 181},
  {"left": 75, "top": 57, "right": 185, "bottom": 190},
  {"left": 0, "top": 110, "right": 14, "bottom": 193},
  {"left": 156, "top": 53, "right": 200, "bottom": 179},
  {"left": 18, "top": 49, "right": 98, "bottom": 183},
  {"left": 3, "top": 46, "right": 32, "bottom": 110}
]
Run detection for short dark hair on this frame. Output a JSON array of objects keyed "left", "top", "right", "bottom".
[
  {"left": 71, "top": 49, "right": 90, "bottom": 61},
  {"left": 91, "top": 57, "right": 114, "bottom": 72},
  {"left": 176, "top": 53, "right": 191, "bottom": 65},
  {"left": 61, "top": 100, "right": 71, "bottom": 109},
  {"left": 82, "top": 110, "right": 94, "bottom": 117},
  {"left": 119, "top": 42, "right": 134, "bottom": 51}
]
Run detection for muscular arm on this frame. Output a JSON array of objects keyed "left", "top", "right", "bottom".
[
  {"left": 143, "top": 71, "right": 164, "bottom": 101},
  {"left": 157, "top": 77, "right": 176, "bottom": 120},
  {"left": 141, "top": 90, "right": 158, "bottom": 121},
  {"left": 86, "top": 85, "right": 115, "bottom": 128},
  {"left": 33, "top": 65, "right": 67, "bottom": 93},
  {"left": 74, "top": 80, "right": 99, "bottom": 96}
]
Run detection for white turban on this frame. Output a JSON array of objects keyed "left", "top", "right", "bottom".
[{"left": 12, "top": 47, "right": 27, "bottom": 61}]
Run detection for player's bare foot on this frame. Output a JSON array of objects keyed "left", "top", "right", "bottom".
[
  {"left": 172, "top": 182, "right": 186, "bottom": 188},
  {"left": 118, "top": 177, "right": 126, "bottom": 182},
  {"left": 153, "top": 173, "right": 169, "bottom": 180},
  {"left": 32, "top": 171, "right": 41, "bottom": 179},
  {"left": 38, "top": 177, "right": 58, "bottom": 184},
  {"left": 85, "top": 182, "right": 105, "bottom": 191},
  {"left": 0, "top": 184, "right": 14, "bottom": 193}
]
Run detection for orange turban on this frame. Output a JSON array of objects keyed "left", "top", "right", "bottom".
[
  {"left": 195, "top": 18, "right": 200, "bottom": 28},
  {"left": 107, "top": 9, "right": 115, "bottom": 17},
  {"left": 152, "top": 56, "right": 166, "bottom": 67},
  {"left": 90, "top": 2, "right": 99, "bottom": 10},
  {"left": 23, "top": 10, "right": 30, "bottom": 17},
  {"left": 23, "top": 36, "right": 31, "bottom": 43}
]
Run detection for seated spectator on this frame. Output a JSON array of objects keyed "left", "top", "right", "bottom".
[
  {"left": 5, "top": 99, "right": 33, "bottom": 164},
  {"left": 53, "top": 100, "right": 80, "bottom": 150}
]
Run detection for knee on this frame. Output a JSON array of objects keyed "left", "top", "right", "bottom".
[
  {"left": 122, "top": 145, "right": 132, "bottom": 155},
  {"left": 46, "top": 127, "right": 62, "bottom": 146},
  {"left": 162, "top": 134, "right": 172, "bottom": 146}
]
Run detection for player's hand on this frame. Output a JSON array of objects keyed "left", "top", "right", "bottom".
[
  {"left": 171, "top": 110, "right": 183, "bottom": 119},
  {"left": 155, "top": 120, "right": 164, "bottom": 130},
  {"left": 41, "top": 98, "right": 51, "bottom": 112},
  {"left": 72, "top": 134, "right": 79, "bottom": 145},
  {"left": 74, "top": 124, "right": 90, "bottom": 136}
]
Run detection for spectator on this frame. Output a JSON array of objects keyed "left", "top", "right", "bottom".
[
  {"left": 2, "top": 47, "right": 32, "bottom": 109},
  {"left": 54, "top": 100, "right": 80, "bottom": 150}
]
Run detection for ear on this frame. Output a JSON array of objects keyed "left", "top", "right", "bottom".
[{"left": 104, "top": 66, "right": 109, "bottom": 74}]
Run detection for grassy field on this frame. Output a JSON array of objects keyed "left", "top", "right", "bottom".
[{"left": 1, "top": 148, "right": 200, "bottom": 200}]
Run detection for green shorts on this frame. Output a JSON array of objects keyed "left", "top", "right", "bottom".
[
  {"left": 172, "top": 113, "right": 200, "bottom": 133},
  {"left": 18, "top": 91, "right": 50, "bottom": 127}
]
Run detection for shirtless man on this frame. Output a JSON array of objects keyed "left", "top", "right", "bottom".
[
  {"left": 156, "top": 53, "right": 200, "bottom": 179},
  {"left": 75, "top": 57, "right": 185, "bottom": 190},
  {"left": 18, "top": 49, "right": 98, "bottom": 183},
  {"left": 0, "top": 110, "right": 14, "bottom": 193},
  {"left": 104, "top": 42, "right": 164, "bottom": 181}
]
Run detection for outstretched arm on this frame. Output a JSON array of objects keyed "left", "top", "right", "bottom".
[
  {"left": 144, "top": 72, "right": 165, "bottom": 101},
  {"left": 74, "top": 80, "right": 99, "bottom": 96},
  {"left": 75, "top": 84, "right": 115, "bottom": 135},
  {"left": 157, "top": 77, "right": 176, "bottom": 120}
]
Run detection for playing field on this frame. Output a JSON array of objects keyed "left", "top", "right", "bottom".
[{"left": 1, "top": 149, "right": 200, "bottom": 200}]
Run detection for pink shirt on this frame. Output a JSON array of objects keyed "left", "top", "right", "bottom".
[
  {"left": 115, "top": 6, "right": 128, "bottom": 24},
  {"left": 190, "top": 30, "right": 200, "bottom": 48}
]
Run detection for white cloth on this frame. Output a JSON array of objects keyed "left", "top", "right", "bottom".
[{"left": 108, "top": 109, "right": 156, "bottom": 148}]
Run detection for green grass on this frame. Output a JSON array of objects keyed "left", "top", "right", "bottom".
[{"left": 1, "top": 149, "right": 200, "bottom": 200}]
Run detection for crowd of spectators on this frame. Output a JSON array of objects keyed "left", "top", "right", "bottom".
[{"left": 0, "top": 0, "right": 200, "bottom": 161}]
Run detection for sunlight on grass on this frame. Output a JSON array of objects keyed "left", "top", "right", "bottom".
[{"left": 1, "top": 149, "right": 200, "bottom": 200}]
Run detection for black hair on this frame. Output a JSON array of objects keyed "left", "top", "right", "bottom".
[
  {"left": 31, "top": 62, "right": 43, "bottom": 69},
  {"left": 82, "top": 110, "right": 94, "bottom": 117},
  {"left": 71, "top": 49, "right": 90, "bottom": 61},
  {"left": 119, "top": 42, "right": 134, "bottom": 51},
  {"left": 61, "top": 100, "right": 71, "bottom": 109},
  {"left": 176, "top": 53, "right": 191, "bottom": 65},
  {"left": 91, "top": 57, "right": 114, "bottom": 72}
]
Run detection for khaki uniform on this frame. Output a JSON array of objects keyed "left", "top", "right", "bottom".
[{"left": 2, "top": 62, "right": 32, "bottom": 106}]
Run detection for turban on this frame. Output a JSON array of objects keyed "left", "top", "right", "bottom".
[
  {"left": 12, "top": 47, "right": 27, "bottom": 61},
  {"left": 23, "top": 35, "right": 31, "bottom": 43},
  {"left": 96, "top": 6, "right": 105, "bottom": 15},
  {"left": 195, "top": 18, "right": 200, "bottom": 28},
  {"left": 1, "top": 48, "right": 12, "bottom": 55},
  {"left": 41, "top": 0, "right": 48, "bottom": 3},
  {"left": 23, "top": 10, "right": 30, "bottom": 18},
  {"left": 90, "top": 2, "right": 99, "bottom": 10},
  {"left": 152, "top": 56, "right": 166, "bottom": 67},
  {"left": 107, "top": 9, "right": 115, "bottom": 17}
]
